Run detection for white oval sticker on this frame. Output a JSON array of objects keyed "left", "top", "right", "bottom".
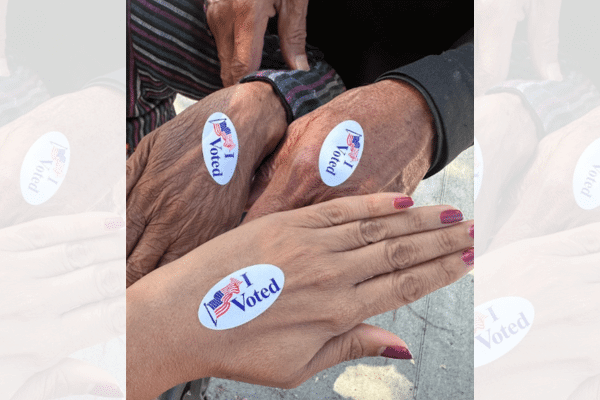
[
  {"left": 20, "top": 131, "right": 70, "bottom": 205},
  {"left": 474, "top": 137, "right": 483, "bottom": 201},
  {"left": 319, "top": 120, "right": 364, "bottom": 187},
  {"left": 199, "top": 264, "right": 284, "bottom": 330},
  {"left": 572, "top": 138, "right": 600, "bottom": 210},
  {"left": 474, "top": 297, "right": 535, "bottom": 368},
  {"left": 202, "top": 112, "right": 239, "bottom": 185}
]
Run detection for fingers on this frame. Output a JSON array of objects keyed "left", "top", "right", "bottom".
[
  {"left": 356, "top": 247, "right": 474, "bottom": 318},
  {"left": 206, "top": 1, "right": 235, "bottom": 86},
  {"left": 208, "top": 0, "right": 274, "bottom": 86},
  {"left": 126, "top": 227, "right": 171, "bottom": 287},
  {"left": 474, "top": 0, "right": 523, "bottom": 94},
  {"left": 0, "top": 213, "right": 124, "bottom": 252},
  {"left": 230, "top": 2, "right": 272, "bottom": 84},
  {"left": 278, "top": 0, "right": 310, "bottom": 71},
  {"left": 61, "top": 295, "right": 125, "bottom": 351},
  {"left": 295, "top": 193, "right": 415, "bottom": 228},
  {"left": 324, "top": 205, "right": 465, "bottom": 251},
  {"left": 28, "top": 231, "right": 124, "bottom": 278},
  {"left": 126, "top": 133, "right": 152, "bottom": 198},
  {"left": 528, "top": 0, "right": 563, "bottom": 81},
  {"left": 10, "top": 358, "right": 123, "bottom": 400},
  {"left": 45, "top": 260, "right": 125, "bottom": 312},
  {"left": 343, "top": 220, "right": 473, "bottom": 282},
  {"left": 295, "top": 324, "right": 410, "bottom": 388}
]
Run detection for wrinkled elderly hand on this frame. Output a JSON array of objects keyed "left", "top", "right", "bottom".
[
  {"left": 126, "top": 81, "right": 287, "bottom": 286},
  {"left": 475, "top": 0, "right": 563, "bottom": 95},
  {"left": 244, "top": 79, "right": 435, "bottom": 222},
  {"left": 0, "top": 213, "right": 125, "bottom": 400},
  {"left": 206, "top": 0, "right": 310, "bottom": 87},
  {"left": 128, "top": 193, "right": 474, "bottom": 400},
  {"left": 475, "top": 222, "right": 600, "bottom": 400},
  {"left": 474, "top": 92, "right": 538, "bottom": 253},
  {"left": 488, "top": 104, "right": 600, "bottom": 252}
]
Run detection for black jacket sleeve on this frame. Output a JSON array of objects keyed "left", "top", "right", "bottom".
[{"left": 376, "top": 43, "right": 474, "bottom": 179}]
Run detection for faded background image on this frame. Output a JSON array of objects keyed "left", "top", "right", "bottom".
[
  {"left": 0, "top": 0, "right": 125, "bottom": 399},
  {"left": 474, "top": 0, "right": 600, "bottom": 399}
]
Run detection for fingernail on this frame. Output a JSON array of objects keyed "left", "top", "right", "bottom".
[
  {"left": 104, "top": 217, "right": 125, "bottom": 231},
  {"left": 440, "top": 209, "right": 463, "bottom": 224},
  {"left": 462, "top": 248, "right": 474, "bottom": 267},
  {"left": 469, "top": 224, "right": 474, "bottom": 239},
  {"left": 546, "top": 63, "right": 563, "bottom": 81},
  {"left": 90, "top": 383, "right": 124, "bottom": 397},
  {"left": 394, "top": 196, "right": 414, "bottom": 209},
  {"left": 295, "top": 55, "right": 310, "bottom": 71},
  {"left": 380, "top": 345, "right": 413, "bottom": 360}
]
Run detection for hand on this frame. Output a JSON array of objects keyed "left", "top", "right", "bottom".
[
  {"left": 205, "top": 0, "right": 310, "bottom": 87},
  {"left": 0, "top": 86, "right": 124, "bottom": 228},
  {"left": 475, "top": 223, "right": 600, "bottom": 400},
  {"left": 126, "top": 81, "right": 287, "bottom": 286},
  {"left": 488, "top": 104, "right": 600, "bottom": 252},
  {"left": 244, "top": 79, "right": 435, "bottom": 222},
  {"left": 475, "top": 0, "right": 563, "bottom": 95},
  {"left": 127, "top": 193, "right": 474, "bottom": 400},
  {"left": 0, "top": 213, "right": 125, "bottom": 400},
  {"left": 473, "top": 92, "right": 538, "bottom": 254}
]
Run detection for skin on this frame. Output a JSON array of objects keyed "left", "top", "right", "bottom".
[
  {"left": 475, "top": 0, "right": 563, "bottom": 96},
  {"left": 0, "top": 213, "right": 125, "bottom": 400},
  {"left": 205, "top": 0, "right": 310, "bottom": 87},
  {"left": 488, "top": 104, "right": 600, "bottom": 252},
  {"left": 475, "top": 222, "right": 600, "bottom": 400},
  {"left": 245, "top": 79, "right": 435, "bottom": 221},
  {"left": 128, "top": 192, "right": 474, "bottom": 400},
  {"left": 474, "top": 92, "right": 538, "bottom": 254},
  {"left": 0, "top": 86, "right": 124, "bottom": 229},
  {"left": 126, "top": 81, "right": 287, "bottom": 286}
]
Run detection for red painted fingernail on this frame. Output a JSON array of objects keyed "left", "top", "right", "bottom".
[
  {"left": 381, "top": 345, "right": 413, "bottom": 360},
  {"left": 469, "top": 224, "right": 474, "bottom": 239},
  {"left": 440, "top": 209, "right": 463, "bottom": 224},
  {"left": 462, "top": 248, "right": 474, "bottom": 266},
  {"left": 394, "top": 196, "right": 414, "bottom": 209},
  {"left": 104, "top": 217, "right": 125, "bottom": 231}
]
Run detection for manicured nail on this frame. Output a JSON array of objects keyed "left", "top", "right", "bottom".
[
  {"left": 462, "top": 248, "right": 474, "bottom": 266},
  {"left": 394, "top": 196, "right": 414, "bottom": 209},
  {"left": 440, "top": 209, "right": 463, "bottom": 224},
  {"left": 469, "top": 224, "right": 474, "bottom": 239},
  {"left": 104, "top": 217, "right": 125, "bottom": 231},
  {"left": 381, "top": 345, "right": 413, "bottom": 360},
  {"left": 90, "top": 383, "right": 124, "bottom": 397}
]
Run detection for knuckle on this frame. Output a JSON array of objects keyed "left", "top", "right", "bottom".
[
  {"left": 384, "top": 238, "right": 418, "bottom": 270},
  {"left": 95, "top": 263, "right": 125, "bottom": 298},
  {"left": 343, "top": 332, "right": 366, "bottom": 361},
  {"left": 435, "top": 229, "right": 457, "bottom": 254},
  {"left": 65, "top": 241, "right": 95, "bottom": 270},
  {"left": 357, "top": 218, "right": 387, "bottom": 245},
  {"left": 230, "top": 58, "right": 253, "bottom": 81},
  {"left": 393, "top": 272, "right": 427, "bottom": 304},
  {"left": 405, "top": 211, "right": 428, "bottom": 232},
  {"left": 319, "top": 203, "right": 349, "bottom": 226}
]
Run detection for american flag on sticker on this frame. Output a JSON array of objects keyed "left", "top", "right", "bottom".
[
  {"left": 347, "top": 132, "right": 361, "bottom": 162},
  {"left": 213, "top": 120, "right": 236, "bottom": 151},
  {"left": 206, "top": 277, "right": 243, "bottom": 319},
  {"left": 474, "top": 311, "right": 488, "bottom": 334},
  {"left": 51, "top": 146, "right": 67, "bottom": 176}
]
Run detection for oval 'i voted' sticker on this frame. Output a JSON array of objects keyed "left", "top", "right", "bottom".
[
  {"left": 202, "top": 112, "right": 239, "bottom": 185},
  {"left": 319, "top": 120, "right": 364, "bottom": 187},
  {"left": 573, "top": 138, "right": 600, "bottom": 210}
]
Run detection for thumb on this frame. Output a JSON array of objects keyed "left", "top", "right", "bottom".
[
  {"left": 245, "top": 154, "right": 278, "bottom": 211},
  {"left": 300, "top": 324, "right": 412, "bottom": 383},
  {"left": 528, "top": 0, "right": 563, "bottom": 81},
  {"left": 278, "top": 0, "right": 310, "bottom": 71},
  {"left": 11, "top": 358, "right": 123, "bottom": 400}
]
